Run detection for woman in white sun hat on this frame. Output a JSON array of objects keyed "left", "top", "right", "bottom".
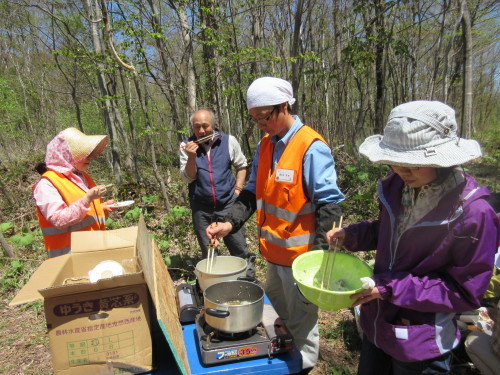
[
  {"left": 34, "top": 127, "right": 116, "bottom": 258},
  {"left": 327, "top": 101, "right": 498, "bottom": 374}
]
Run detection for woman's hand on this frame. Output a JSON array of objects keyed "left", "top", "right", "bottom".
[
  {"left": 103, "top": 199, "right": 116, "bottom": 212},
  {"left": 326, "top": 227, "right": 346, "bottom": 248},
  {"left": 350, "top": 287, "right": 383, "bottom": 307},
  {"left": 85, "top": 185, "right": 108, "bottom": 204}
]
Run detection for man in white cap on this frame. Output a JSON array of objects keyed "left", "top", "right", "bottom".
[{"left": 207, "top": 77, "right": 344, "bottom": 372}]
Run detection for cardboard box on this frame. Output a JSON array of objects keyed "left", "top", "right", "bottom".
[{"left": 10, "top": 225, "right": 154, "bottom": 374}]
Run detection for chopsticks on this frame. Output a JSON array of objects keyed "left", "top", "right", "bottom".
[
  {"left": 206, "top": 222, "right": 218, "bottom": 273},
  {"left": 321, "top": 216, "right": 343, "bottom": 289},
  {"left": 105, "top": 184, "right": 114, "bottom": 189},
  {"left": 180, "top": 132, "right": 220, "bottom": 150}
]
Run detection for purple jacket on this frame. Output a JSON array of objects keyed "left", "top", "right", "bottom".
[{"left": 344, "top": 172, "right": 498, "bottom": 362}]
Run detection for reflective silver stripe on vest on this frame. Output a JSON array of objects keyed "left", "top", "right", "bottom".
[
  {"left": 41, "top": 215, "right": 102, "bottom": 236},
  {"left": 47, "top": 247, "right": 71, "bottom": 257},
  {"left": 256, "top": 199, "right": 315, "bottom": 222},
  {"left": 259, "top": 227, "right": 315, "bottom": 248}
]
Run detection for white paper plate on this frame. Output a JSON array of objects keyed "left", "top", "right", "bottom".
[
  {"left": 109, "top": 200, "right": 135, "bottom": 208},
  {"left": 88, "top": 260, "right": 125, "bottom": 283}
]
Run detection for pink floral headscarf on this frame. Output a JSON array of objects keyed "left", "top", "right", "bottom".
[
  {"left": 45, "top": 131, "right": 76, "bottom": 175},
  {"left": 44, "top": 130, "right": 88, "bottom": 191}
]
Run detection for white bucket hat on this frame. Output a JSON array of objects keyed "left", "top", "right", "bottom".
[
  {"left": 359, "top": 101, "right": 482, "bottom": 167},
  {"left": 246, "top": 77, "right": 296, "bottom": 109}
]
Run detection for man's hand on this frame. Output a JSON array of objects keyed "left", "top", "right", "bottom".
[
  {"left": 184, "top": 141, "right": 199, "bottom": 156},
  {"left": 206, "top": 222, "right": 233, "bottom": 245}
]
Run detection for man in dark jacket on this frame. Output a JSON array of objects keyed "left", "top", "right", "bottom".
[{"left": 180, "top": 109, "right": 252, "bottom": 269}]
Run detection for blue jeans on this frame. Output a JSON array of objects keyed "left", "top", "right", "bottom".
[{"left": 358, "top": 335, "right": 452, "bottom": 375}]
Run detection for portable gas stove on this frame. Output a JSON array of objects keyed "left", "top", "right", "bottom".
[
  {"left": 196, "top": 302, "right": 293, "bottom": 365},
  {"left": 176, "top": 282, "right": 294, "bottom": 366}
]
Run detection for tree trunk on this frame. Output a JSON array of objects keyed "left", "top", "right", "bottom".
[
  {"left": 429, "top": 0, "right": 449, "bottom": 100},
  {"left": 291, "top": 0, "right": 305, "bottom": 114},
  {"left": 459, "top": 0, "right": 473, "bottom": 137},
  {"left": 118, "top": 70, "right": 142, "bottom": 183},
  {"left": 107, "top": 72, "right": 135, "bottom": 177},
  {"left": 373, "top": 0, "right": 386, "bottom": 135},
  {"left": 147, "top": 0, "right": 183, "bottom": 145},
  {"left": 85, "top": 0, "right": 122, "bottom": 185},
  {"left": 132, "top": 76, "right": 171, "bottom": 212},
  {"left": 50, "top": 13, "right": 84, "bottom": 132},
  {"left": 176, "top": 5, "right": 197, "bottom": 115},
  {"left": 250, "top": 3, "right": 263, "bottom": 77}
]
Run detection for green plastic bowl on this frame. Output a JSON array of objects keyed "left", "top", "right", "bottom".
[{"left": 292, "top": 250, "right": 373, "bottom": 311}]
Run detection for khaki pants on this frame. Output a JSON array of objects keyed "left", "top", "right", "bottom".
[{"left": 265, "top": 261, "right": 319, "bottom": 369}]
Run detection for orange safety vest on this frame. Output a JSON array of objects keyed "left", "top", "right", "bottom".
[
  {"left": 35, "top": 170, "right": 106, "bottom": 258},
  {"left": 256, "top": 125, "right": 327, "bottom": 266}
]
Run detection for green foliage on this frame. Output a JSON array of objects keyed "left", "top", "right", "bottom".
[
  {"left": 124, "top": 207, "right": 142, "bottom": 220},
  {"left": 0, "top": 260, "right": 29, "bottom": 293},
  {"left": 163, "top": 255, "right": 171, "bottom": 267},
  {"left": 170, "top": 205, "right": 190, "bottom": 218},
  {"left": 21, "top": 301, "right": 44, "bottom": 315},
  {"left": 105, "top": 217, "right": 122, "bottom": 229},
  {"left": 338, "top": 161, "right": 388, "bottom": 222},
  {"left": 0, "top": 78, "right": 25, "bottom": 138},
  {"left": 0, "top": 222, "right": 14, "bottom": 233},
  {"left": 157, "top": 239, "right": 171, "bottom": 251},
  {"left": 160, "top": 205, "right": 193, "bottom": 254},
  {"left": 142, "top": 195, "right": 159, "bottom": 203},
  {"left": 10, "top": 232, "right": 34, "bottom": 247}
]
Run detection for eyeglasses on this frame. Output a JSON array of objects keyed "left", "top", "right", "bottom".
[{"left": 250, "top": 106, "right": 278, "bottom": 124}]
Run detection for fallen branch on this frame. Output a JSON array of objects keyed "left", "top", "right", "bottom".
[{"left": 0, "top": 231, "right": 15, "bottom": 258}]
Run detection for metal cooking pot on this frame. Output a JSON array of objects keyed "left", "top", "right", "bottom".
[
  {"left": 195, "top": 256, "right": 247, "bottom": 291},
  {"left": 203, "top": 280, "right": 264, "bottom": 333}
]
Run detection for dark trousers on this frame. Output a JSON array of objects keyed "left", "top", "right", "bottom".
[
  {"left": 358, "top": 335, "right": 452, "bottom": 375},
  {"left": 191, "top": 194, "right": 249, "bottom": 259}
]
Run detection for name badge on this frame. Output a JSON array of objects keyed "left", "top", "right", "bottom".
[{"left": 275, "top": 169, "right": 295, "bottom": 183}]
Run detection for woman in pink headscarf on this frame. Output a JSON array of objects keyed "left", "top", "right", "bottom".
[{"left": 33, "top": 127, "right": 115, "bottom": 258}]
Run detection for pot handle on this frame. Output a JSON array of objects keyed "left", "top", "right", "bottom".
[
  {"left": 205, "top": 308, "right": 230, "bottom": 318},
  {"left": 237, "top": 276, "right": 257, "bottom": 283}
]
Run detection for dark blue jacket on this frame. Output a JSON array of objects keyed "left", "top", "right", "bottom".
[{"left": 188, "top": 132, "right": 235, "bottom": 208}]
